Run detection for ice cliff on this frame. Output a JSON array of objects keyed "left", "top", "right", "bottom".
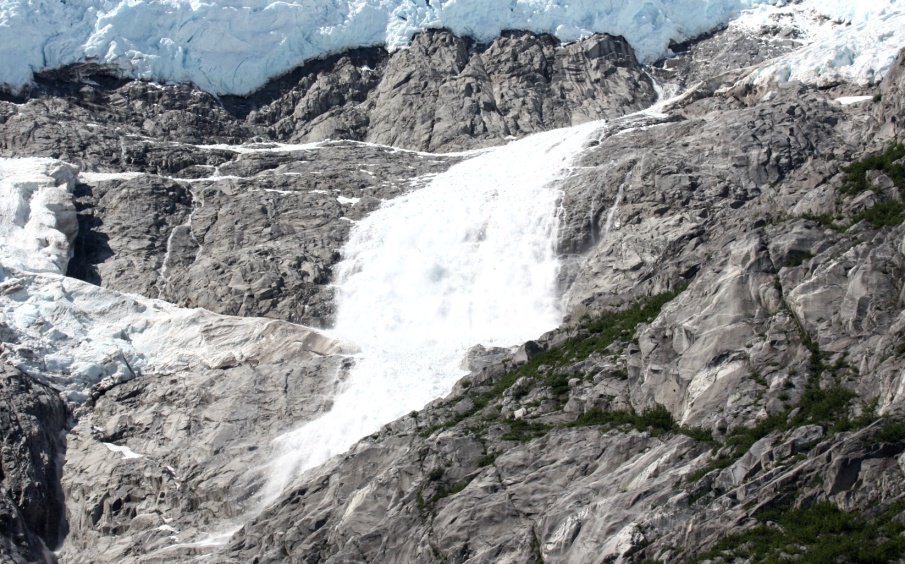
[{"left": 1, "top": 0, "right": 901, "bottom": 95}]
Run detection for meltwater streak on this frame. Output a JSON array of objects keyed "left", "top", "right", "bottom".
[{"left": 256, "top": 120, "right": 604, "bottom": 506}]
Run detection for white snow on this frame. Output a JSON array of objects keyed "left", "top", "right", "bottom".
[
  {"left": 336, "top": 196, "right": 361, "bottom": 205},
  {"left": 256, "top": 118, "right": 604, "bottom": 507},
  {"left": 79, "top": 171, "right": 144, "bottom": 183},
  {"left": 835, "top": 96, "right": 875, "bottom": 105},
  {"left": 103, "top": 443, "right": 143, "bottom": 459},
  {"left": 195, "top": 142, "right": 324, "bottom": 154},
  {"left": 3, "top": 0, "right": 900, "bottom": 96}
]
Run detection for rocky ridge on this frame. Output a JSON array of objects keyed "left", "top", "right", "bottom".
[{"left": 0, "top": 15, "right": 904, "bottom": 564}]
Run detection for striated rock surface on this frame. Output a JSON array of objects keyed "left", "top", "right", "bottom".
[
  {"left": 223, "top": 41, "right": 905, "bottom": 564},
  {"left": 0, "top": 11, "right": 904, "bottom": 564},
  {"left": 0, "top": 365, "right": 69, "bottom": 564},
  {"left": 67, "top": 143, "right": 458, "bottom": 328},
  {"left": 0, "top": 31, "right": 654, "bottom": 157}
]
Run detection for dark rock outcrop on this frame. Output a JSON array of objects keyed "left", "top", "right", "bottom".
[{"left": 0, "top": 365, "right": 69, "bottom": 563}]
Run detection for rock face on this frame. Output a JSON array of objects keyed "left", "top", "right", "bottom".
[
  {"left": 1, "top": 31, "right": 654, "bottom": 158},
  {"left": 59, "top": 341, "right": 352, "bottom": 563},
  {"left": 0, "top": 29, "right": 652, "bottom": 329},
  {"left": 362, "top": 31, "right": 653, "bottom": 152},
  {"left": 219, "top": 44, "right": 905, "bottom": 559},
  {"left": 0, "top": 365, "right": 69, "bottom": 564},
  {"left": 67, "top": 143, "right": 458, "bottom": 327},
  {"left": 1, "top": 13, "right": 905, "bottom": 564}
]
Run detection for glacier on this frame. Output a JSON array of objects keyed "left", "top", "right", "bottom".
[{"left": 1, "top": 0, "right": 901, "bottom": 96}]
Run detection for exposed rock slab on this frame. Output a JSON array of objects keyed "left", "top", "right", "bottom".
[{"left": 0, "top": 364, "right": 69, "bottom": 564}]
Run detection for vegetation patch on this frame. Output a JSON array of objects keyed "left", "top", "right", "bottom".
[
  {"left": 689, "top": 317, "right": 873, "bottom": 481},
  {"left": 796, "top": 144, "right": 905, "bottom": 229},
  {"left": 572, "top": 404, "right": 672, "bottom": 436},
  {"left": 838, "top": 143, "right": 905, "bottom": 228},
  {"left": 870, "top": 420, "right": 905, "bottom": 445},
  {"left": 416, "top": 287, "right": 687, "bottom": 438},
  {"left": 851, "top": 198, "right": 905, "bottom": 228},
  {"left": 782, "top": 250, "right": 814, "bottom": 268},
  {"left": 416, "top": 475, "right": 475, "bottom": 516},
  {"left": 841, "top": 143, "right": 905, "bottom": 195},
  {"left": 691, "top": 501, "right": 905, "bottom": 563},
  {"left": 501, "top": 418, "right": 552, "bottom": 442},
  {"left": 798, "top": 212, "right": 843, "bottom": 231}
]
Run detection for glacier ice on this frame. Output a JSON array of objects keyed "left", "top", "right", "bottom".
[
  {"left": 1, "top": 0, "right": 902, "bottom": 96},
  {"left": 736, "top": 1, "right": 905, "bottom": 87},
  {"left": 0, "top": 158, "right": 80, "bottom": 274}
]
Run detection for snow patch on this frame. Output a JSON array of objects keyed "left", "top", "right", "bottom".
[
  {"left": 103, "top": 443, "right": 143, "bottom": 460},
  {"left": 835, "top": 95, "right": 875, "bottom": 105},
  {"left": 79, "top": 171, "right": 145, "bottom": 183}
]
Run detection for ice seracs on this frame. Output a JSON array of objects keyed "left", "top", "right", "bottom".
[
  {"left": 0, "top": 158, "right": 80, "bottom": 274},
  {"left": 3, "top": 0, "right": 901, "bottom": 96},
  {"left": 0, "top": 157, "right": 348, "bottom": 404},
  {"left": 738, "top": 1, "right": 905, "bottom": 87}
]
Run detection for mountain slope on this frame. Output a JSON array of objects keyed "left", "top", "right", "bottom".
[{"left": 0, "top": 1, "right": 904, "bottom": 563}]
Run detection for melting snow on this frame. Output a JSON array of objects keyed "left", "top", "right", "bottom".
[
  {"left": 257, "top": 118, "right": 604, "bottom": 507},
  {"left": 835, "top": 95, "right": 876, "bottom": 105},
  {"left": 103, "top": 443, "right": 143, "bottom": 460}
]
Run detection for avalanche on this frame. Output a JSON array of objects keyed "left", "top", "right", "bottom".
[{"left": 1, "top": 0, "right": 901, "bottom": 96}]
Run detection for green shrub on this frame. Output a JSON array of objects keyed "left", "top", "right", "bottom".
[
  {"left": 570, "top": 404, "right": 678, "bottom": 437},
  {"left": 851, "top": 198, "right": 905, "bottom": 228},
  {"left": 873, "top": 421, "right": 905, "bottom": 444},
  {"left": 501, "top": 418, "right": 552, "bottom": 442},
  {"left": 692, "top": 501, "right": 905, "bottom": 563},
  {"left": 783, "top": 250, "right": 814, "bottom": 268},
  {"left": 841, "top": 143, "right": 905, "bottom": 195}
]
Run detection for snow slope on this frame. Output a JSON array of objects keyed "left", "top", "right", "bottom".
[{"left": 1, "top": 0, "right": 901, "bottom": 96}]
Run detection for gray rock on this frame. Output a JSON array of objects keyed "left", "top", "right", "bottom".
[
  {"left": 513, "top": 340, "right": 542, "bottom": 365},
  {"left": 0, "top": 365, "right": 69, "bottom": 563},
  {"left": 1, "top": 19, "right": 904, "bottom": 564}
]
